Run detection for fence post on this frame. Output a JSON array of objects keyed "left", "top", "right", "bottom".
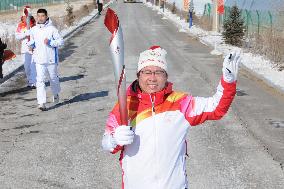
[
  {"left": 203, "top": 4, "right": 206, "bottom": 16},
  {"left": 268, "top": 11, "right": 273, "bottom": 32},
  {"left": 256, "top": 10, "right": 260, "bottom": 36},
  {"left": 245, "top": 9, "right": 249, "bottom": 36},
  {"left": 208, "top": 3, "right": 211, "bottom": 19}
]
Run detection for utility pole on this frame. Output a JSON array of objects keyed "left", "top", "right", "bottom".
[{"left": 212, "top": 0, "right": 219, "bottom": 32}]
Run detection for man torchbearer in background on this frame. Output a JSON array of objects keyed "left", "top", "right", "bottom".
[
  {"left": 102, "top": 45, "right": 241, "bottom": 188},
  {"left": 28, "top": 9, "right": 64, "bottom": 111},
  {"left": 15, "top": 6, "right": 37, "bottom": 89}
]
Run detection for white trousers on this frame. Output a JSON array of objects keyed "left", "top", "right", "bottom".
[
  {"left": 36, "top": 63, "right": 60, "bottom": 105},
  {"left": 22, "top": 53, "right": 36, "bottom": 85}
]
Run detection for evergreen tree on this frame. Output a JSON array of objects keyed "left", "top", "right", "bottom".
[{"left": 222, "top": 5, "right": 245, "bottom": 46}]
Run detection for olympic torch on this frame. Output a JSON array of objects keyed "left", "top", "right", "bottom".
[
  {"left": 104, "top": 8, "right": 128, "bottom": 125},
  {"left": 24, "top": 6, "right": 32, "bottom": 42}
]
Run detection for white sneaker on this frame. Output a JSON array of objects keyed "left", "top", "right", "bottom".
[
  {"left": 28, "top": 84, "right": 36, "bottom": 89},
  {"left": 38, "top": 103, "right": 47, "bottom": 111},
  {"left": 53, "top": 94, "right": 59, "bottom": 104}
]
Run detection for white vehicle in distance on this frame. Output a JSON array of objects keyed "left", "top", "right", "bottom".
[{"left": 124, "top": 0, "right": 141, "bottom": 3}]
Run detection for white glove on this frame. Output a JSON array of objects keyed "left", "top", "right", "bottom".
[
  {"left": 24, "top": 30, "right": 30, "bottom": 37},
  {"left": 222, "top": 51, "right": 241, "bottom": 83},
  {"left": 114, "top": 126, "right": 134, "bottom": 146}
]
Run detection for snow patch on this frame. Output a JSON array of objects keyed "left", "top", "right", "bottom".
[{"left": 210, "top": 49, "right": 223, "bottom": 56}]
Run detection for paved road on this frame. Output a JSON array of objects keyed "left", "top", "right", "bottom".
[{"left": 0, "top": 1, "right": 284, "bottom": 188}]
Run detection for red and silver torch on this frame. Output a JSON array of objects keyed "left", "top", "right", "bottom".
[
  {"left": 104, "top": 8, "right": 128, "bottom": 125},
  {"left": 23, "top": 6, "right": 32, "bottom": 41}
]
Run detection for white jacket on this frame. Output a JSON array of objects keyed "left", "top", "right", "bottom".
[
  {"left": 102, "top": 78, "right": 237, "bottom": 189},
  {"left": 28, "top": 18, "right": 63, "bottom": 64}
]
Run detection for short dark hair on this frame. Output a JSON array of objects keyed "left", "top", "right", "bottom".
[{"left": 37, "top": 9, "right": 48, "bottom": 16}]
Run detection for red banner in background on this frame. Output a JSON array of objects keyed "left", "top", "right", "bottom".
[
  {"left": 183, "top": 0, "right": 189, "bottom": 12},
  {"left": 217, "top": 0, "right": 224, "bottom": 14}
]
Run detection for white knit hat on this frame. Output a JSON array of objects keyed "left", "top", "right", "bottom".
[{"left": 137, "top": 46, "right": 167, "bottom": 73}]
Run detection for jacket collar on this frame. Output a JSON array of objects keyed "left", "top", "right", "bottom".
[
  {"left": 127, "top": 80, "right": 173, "bottom": 106},
  {"left": 37, "top": 17, "right": 50, "bottom": 28}
]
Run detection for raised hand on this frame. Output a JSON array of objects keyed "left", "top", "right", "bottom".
[{"left": 222, "top": 51, "right": 241, "bottom": 83}]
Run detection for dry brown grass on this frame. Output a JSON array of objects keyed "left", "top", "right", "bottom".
[
  {"left": 250, "top": 29, "right": 284, "bottom": 70},
  {"left": 193, "top": 15, "right": 212, "bottom": 31},
  {"left": 63, "top": 1, "right": 98, "bottom": 26},
  {"left": 75, "top": 4, "right": 92, "bottom": 19},
  {"left": 52, "top": 16, "right": 65, "bottom": 32},
  {"left": 64, "top": 0, "right": 76, "bottom": 26},
  {"left": 165, "top": 2, "right": 176, "bottom": 14},
  {"left": 52, "top": 1, "right": 98, "bottom": 29}
]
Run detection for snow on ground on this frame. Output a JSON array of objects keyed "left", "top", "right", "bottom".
[
  {"left": 0, "top": 1, "right": 113, "bottom": 84},
  {"left": 145, "top": 2, "right": 284, "bottom": 92}
]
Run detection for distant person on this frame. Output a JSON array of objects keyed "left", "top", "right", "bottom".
[
  {"left": 15, "top": 6, "right": 37, "bottom": 89},
  {"left": 97, "top": 0, "right": 103, "bottom": 15},
  {"left": 102, "top": 46, "right": 241, "bottom": 189},
  {"left": 0, "top": 38, "right": 7, "bottom": 79},
  {"left": 28, "top": 8, "right": 64, "bottom": 111}
]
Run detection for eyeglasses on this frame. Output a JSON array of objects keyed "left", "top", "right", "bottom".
[{"left": 140, "top": 70, "right": 166, "bottom": 76}]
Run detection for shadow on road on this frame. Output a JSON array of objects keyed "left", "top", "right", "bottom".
[
  {"left": 59, "top": 41, "right": 77, "bottom": 62},
  {"left": 59, "top": 74, "right": 84, "bottom": 82},
  {"left": 44, "top": 74, "right": 84, "bottom": 87},
  {"left": 0, "top": 86, "right": 31, "bottom": 97},
  {"left": 236, "top": 88, "right": 248, "bottom": 96},
  {"left": 47, "top": 90, "right": 109, "bottom": 110},
  {"left": 0, "top": 74, "right": 84, "bottom": 97}
]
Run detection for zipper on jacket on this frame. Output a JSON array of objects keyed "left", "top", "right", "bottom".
[
  {"left": 150, "top": 94, "right": 159, "bottom": 187},
  {"left": 150, "top": 94, "right": 156, "bottom": 116}
]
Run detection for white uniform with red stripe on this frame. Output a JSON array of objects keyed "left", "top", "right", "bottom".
[{"left": 102, "top": 77, "right": 237, "bottom": 189}]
